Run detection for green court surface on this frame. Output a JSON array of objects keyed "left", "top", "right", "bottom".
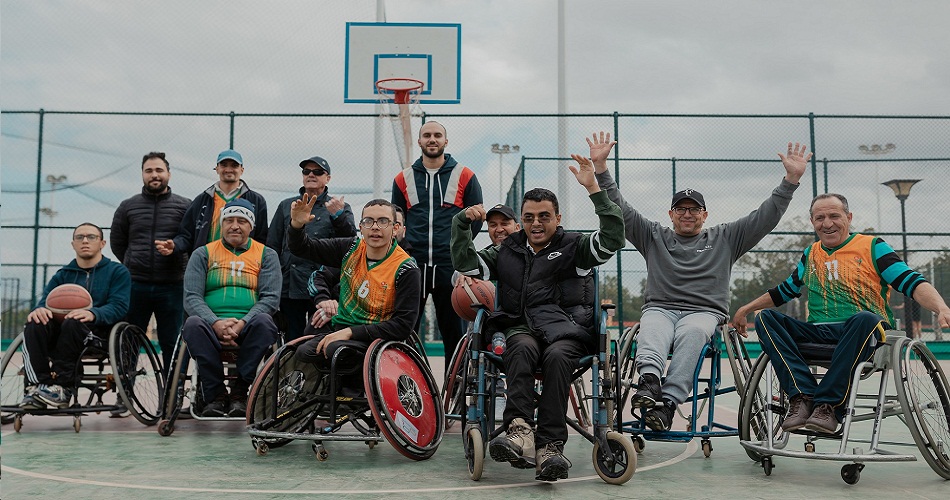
[{"left": 2, "top": 357, "right": 948, "bottom": 500}]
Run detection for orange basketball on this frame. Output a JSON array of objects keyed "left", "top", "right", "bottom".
[
  {"left": 45, "top": 283, "right": 93, "bottom": 321},
  {"left": 451, "top": 279, "right": 495, "bottom": 321}
]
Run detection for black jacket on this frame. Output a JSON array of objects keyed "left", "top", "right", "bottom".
[
  {"left": 173, "top": 181, "right": 268, "bottom": 255},
  {"left": 110, "top": 187, "right": 191, "bottom": 283}
]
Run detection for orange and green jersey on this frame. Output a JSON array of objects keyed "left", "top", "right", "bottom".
[
  {"left": 334, "top": 239, "right": 414, "bottom": 327},
  {"left": 203, "top": 238, "right": 265, "bottom": 318},
  {"left": 770, "top": 233, "right": 927, "bottom": 324},
  {"left": 207, "top": 190, "right": 241, "bottom": 243}
]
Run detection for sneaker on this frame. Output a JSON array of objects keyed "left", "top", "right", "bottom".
[
  {"left": 110, "top": 401, "right": 130, "bottom": 418},
  {"left": 644, "top": 399, "right": 676, "bottom": 431},
  {"left": 489, "top": 417, "right": 536, "bottom": 469},
  {"left": 19, "top": 385, "right": 46, "bottom": 410},
  {"left": 227, "top": 396, "right": 247, "bottom": 418},
  {"left": 781, "top": 394, "right": 813, "bottom": 432},
  {"left": 805, "top": 403, "right": 839, "bottom": 434},
  {"left": 35, "top": 384, "right": 73, "bottom": 409},
  {"left": 535, "top": 441, "right": 571, "bottom": 482},
  {"left": 630, "top": 373, "right": 662, "bottom": 412},
  {"left": 200, "top": 392, "right": 229, "bottom": 417}
]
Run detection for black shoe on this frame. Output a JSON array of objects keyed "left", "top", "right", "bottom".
[
  {"left": 227, "top": 397, "right": 247, "bottom": 418},
  {"left": 630, "top": 373, "right": 662, "bottom": 412},
  {"left": 201, "top": 392, "right": 229, "bottom": 417},
  {"left": 644, "top": 399, "right": 676, "bottom": 431}
]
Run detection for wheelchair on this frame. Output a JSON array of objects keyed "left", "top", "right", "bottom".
[
  {"left": 0, "top": 321, "right": 164, "bottom": 432},
  {"left": 457, "top": 272, "right": 636, "bottom": 484},
  {"left": 612, "top": 322, "right": 755, "bottom": 457},
  {"left": 245, "top": 331, "right": 444, "bottom": 461},
  {"left": 738, "top": 328, "right": 950, "bottom": 484}
]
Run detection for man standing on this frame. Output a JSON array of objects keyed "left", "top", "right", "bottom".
[
  {"left": 732, "top": 193, "right": 950, "bottom": 434},
  {"left": 156, "top": 149, "right": 268, "bottom": 257},
  {"left": 111, "top": 151, "right": 190, "bottom": 370},
  {"left": 451, "top": 155, "right": 624, "bottom": 481},
  {"left": 267, "top": 156, "right": 356, "bottom": 341},
  {"left": 181, "top": 199, "right": 281, "bottom": 417},
  {"left": 588, "top": 131, "right": 809, "bottom": 431},
  {"left": 392, "top": 121, "right": 483, "bottom": 357},
  {"left": 20, "top": 223, "right": 131, "bottom": 409}
]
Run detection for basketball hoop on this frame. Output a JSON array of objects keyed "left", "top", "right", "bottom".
[{"left": 376, "top": 78, "right": 424, "bottom": 169}]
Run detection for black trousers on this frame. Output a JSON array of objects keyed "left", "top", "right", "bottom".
[
  {"left": 416, "top": 264, "right": 464, "bottom": 358},
  {"left": 22, "top": 318, "right": 109, "bottom": 387},
  {"left": 295, "top": 323, "right": 369, "bottom": 390},
  {"left": 502, "top": 333, "right": 586, "bottom": 447}
]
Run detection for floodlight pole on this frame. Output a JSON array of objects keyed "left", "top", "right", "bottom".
[{"left": 491, "top": 144, "right": 519, "bottom": 203}]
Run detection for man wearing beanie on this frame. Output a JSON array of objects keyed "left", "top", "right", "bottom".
[{"left": 180, "top": 198, "right": 281, "bottom": 418}]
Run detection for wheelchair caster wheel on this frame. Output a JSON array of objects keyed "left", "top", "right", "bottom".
[
  {"left": 365, "top": 440, "right": 376, "bottom": 450},
  {"left": 14, "top": 415, "right": 23, "bottom": 433},
  {"left": 841, "top": 463, "right": 863, "bottom": 485},
  {"left": 761, "top": 457, "right": 774, "bottom": 476},
  {"left": 592, "top": 431, "right": 637, "bottom": 485},
  {"left": 313, "top": 443, "right": 329, "bottom": 461},
  {"left": 465, "top": 427, "right": 485, "bottom": 481},
  {"left": 804, "top": 442, "right": 816, "bottom": 453},
  {"left": 633, "top": 435, "right": 645, "bottom": 454},
  {"left": 701, "top": 439, "right": 712, "bottom": 458},
  {"left": 73, "top": 416, "right": 81, "bottom": 433},
  {"left": 255, "top": 441, "right": 269, "bottom": 456},
  {"left": 157, "top": 419, "right": 175, "bottom": 436}
]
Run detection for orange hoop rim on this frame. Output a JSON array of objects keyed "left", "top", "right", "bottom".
[{"left": 375, "top": 78, "right": 424, "bottom": 105}]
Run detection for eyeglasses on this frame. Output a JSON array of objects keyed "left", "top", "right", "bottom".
[
  {"left": 672, "top": 207, "right": 705, "bottom": 215},
  {"left": 302, "top": 168, "right": 327, "bottom": 176},
  {"left": 359, "top": 217, "right": 393, "bottom": 229},
  {"left": 73, "top": 234, "right": 101, "bottom": 242},
  {"left": 521, "top": 213, "right": 554, "bottom": 224}
]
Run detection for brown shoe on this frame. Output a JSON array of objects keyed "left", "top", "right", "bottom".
[
  {"left": 805, "top": 403, "right": 839, "bottom": 434},
  {"left": 781, "top": 394, "right": 813, "bottom": 432}
]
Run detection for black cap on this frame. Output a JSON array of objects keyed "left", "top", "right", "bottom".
[
  {"left": 671, "top": 189, "right": 705, "bottom": 209},
  {"left": 299, "top": 156, "right": 330, "bottom": 174},
  {"left": 486, "top": 204, "right": 516, "bottom": 221}
]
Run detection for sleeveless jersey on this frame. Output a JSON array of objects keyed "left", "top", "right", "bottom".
[
  {"left": 335, "top": 239, "right": 414, "bottom": 327},
  {"left": 203, "top": 239, "right": 265, "bottom": 318},
  {"left": 802, "top": 234, "right": 892, "bottom": 324}
]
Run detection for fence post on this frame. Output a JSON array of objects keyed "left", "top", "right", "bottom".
[
  {"left": 613, "top": 111, "right": 624, "bottom": 327},
  {"left": 30, "top": 109, "right": 46, "bottom": 305},
  {"left": 809, "top": 112, "right": 818, "bottom": 198},
  {"left": 229, "top": 111, "right": 236, "bottom": 149}
]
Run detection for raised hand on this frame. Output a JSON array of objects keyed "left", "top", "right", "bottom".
[
  {"left": 325, "top": 195, "right": 345, "bottom": 215},
  {"left": 462, "top": 204, "right": 487, "bottom": 223},
  {"left": 778, "top": 142, "right": 811, "bottom": 184},
  {"left": 290, "top": 193, "right": 318, "bottom": 228},
  {"left": 586, "top": 131, "right": 617, "bottom": 173},
  {"left": 569, "top": 154, "right": 599, "bottom": 194}
]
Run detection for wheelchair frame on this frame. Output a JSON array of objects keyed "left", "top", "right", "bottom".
[
  {"left": 739, "top": 329, "right": 950, "bottom": 484},
  {"left": 0, "top": 321, "right": 164, "bottom": 432}
]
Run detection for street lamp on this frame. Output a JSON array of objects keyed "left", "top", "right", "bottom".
[
  {"left": 860, "top": 143, "right": 896, "bottom": 231},
  {"left": 882, "top": 178, "right": 921, "bottom": 334},
  {"left": 43, "top": 175, "right": 68, "bottom": 265},
  {"left": 491, "top": 143, "right": 519, "bottom": 203}
]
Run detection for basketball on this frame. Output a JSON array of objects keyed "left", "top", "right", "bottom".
[
  {"left": 451, "top": 279, "right": 495, "bottom": 321},
  {"left": 45, "top": 283, "right": 93, "bottom": 321}
]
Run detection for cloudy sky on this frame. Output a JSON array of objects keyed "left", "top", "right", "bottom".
[{"left": 3, "top": 1, "right": 949, "bottom": 295}]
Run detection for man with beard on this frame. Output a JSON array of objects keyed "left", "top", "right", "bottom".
[
  {"left": 111, "top": 151, "right": 190, "bottom": 372},
  {"left": 392, "top": 121, "right": 483, "bottom": 359}
]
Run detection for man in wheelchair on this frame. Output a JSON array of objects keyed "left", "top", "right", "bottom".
[
  {"left": 182, "top": 199, "right": 281, "bottom": 418},
  {"left": 20, "top": 222, "right": 131, "bottom": 409},
  {"left": 287, "top": 197, "right": 420, "bottom": 393},
  {"left": 732, "top": 193, "right": 950, "bottom": 434},
  {"left": 449, "top": 155, "right": 624, "bottom": 481}
]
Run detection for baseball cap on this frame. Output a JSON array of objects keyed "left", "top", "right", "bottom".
[
  {"left": 221, "top": 198, "right": 256, "bottom": 226},
  {"left": 486, "top": 204, "right": 516, "bottom": 221},
  {"left": 216, "top": 149, "right": 243, "bottom": 166},
  {"left": 671, "top": 189, "right": 706, "bottom": 209},
  {"left": 299, "top": 156, "right": 331, "bottom": 174}
]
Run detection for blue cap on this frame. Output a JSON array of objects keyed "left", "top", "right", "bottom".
[{"left": 216, "top": 149, "right": 243, "bottom": 166}]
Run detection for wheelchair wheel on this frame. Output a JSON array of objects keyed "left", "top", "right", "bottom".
[
  {"left": 158, "top": 338, "right": 191, "bottom": 435},
  {"left": 441, "top": 334, "right": 471, "bottom": 429},
  {"left": 110, "top": 322, "right": 164, "bottom": 426},
  {"left": 364, "top": 339, "right": 444, "bottom": 461},
  {"left": 1, "top": 333, "right": 26, "bottom": 424},
  {"left": 570, "top": 378, "right": 591, "bottom": 430},
  {"left": 739, "top": 354, "right": 789, "bottom": 462},
  {"left": 614, "top": 325, "right": 638, "bottom": 427},
  {"left": 723, "top": 327, "right": 755, "bottom": 398},
  {"left": 592, "top": 431, "right": 637, "bottom": 484},
  {"left": 246, "top": 335, "right": 323, "bottom": 450},
  {"left": 893, "top": 338, "right": 950, "bottom": 479},
  {"left": 464, "top": 426, "right": 485, "bottom": 480}
]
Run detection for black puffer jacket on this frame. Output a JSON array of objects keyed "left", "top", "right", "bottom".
[{"left": 110, "top": 187, "right": 191, "bottom": 283}]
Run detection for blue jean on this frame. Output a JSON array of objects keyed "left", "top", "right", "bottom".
[{"left": 127, "top": 281, "right": 184, "bottom": 371}]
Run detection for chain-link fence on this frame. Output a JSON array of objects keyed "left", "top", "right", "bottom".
[{"left": 3, "top": 110, "right": 949, "bottom": 346}]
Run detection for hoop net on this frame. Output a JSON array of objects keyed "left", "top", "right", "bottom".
[{"left": 376, "top": 78, "right": 424, "bottom": 169}]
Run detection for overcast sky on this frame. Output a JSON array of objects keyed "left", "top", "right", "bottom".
[{"left": 3, "top": 0, "right": 949, "bottom": 291}]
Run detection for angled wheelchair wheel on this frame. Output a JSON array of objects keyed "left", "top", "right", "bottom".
[
  {"left": 739, "top": 354, "right": 789, "bottom": 462},
  {"left": 441, "top": 334, "right": 471, "bottom": 429},
  {"left": 592, "top": 431, "right": 637, "bottom": 484},
  {"left": 614, "top": 325, "right": 638, "bottom": 427},
  {"left": 110, "top": 322, "right": 164, "bottom": 426},
  {"left": 364, "top": 339, "right": 444, "bottom": 461},
  {"left": 1, "top": 333, "right": 26, "bottom": 424},
  {"left": 893, "top": 338, "right": 950, "bottom": 479},
  {"left": 158, "top": 338, "right": 191, "bottom": 435},
  {"left": 246, "top": 335, "right": 323, "bottom": 450},
  {"left": 723, "top": 327, "right": 755, "bottom": 398}
]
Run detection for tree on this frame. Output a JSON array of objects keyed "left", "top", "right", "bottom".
[{"left": 600, "top": 274, "right": 644, "bottom": 324}]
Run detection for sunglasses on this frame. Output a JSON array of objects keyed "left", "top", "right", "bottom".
[{"left": 302, "top": 168, "right": 327, "bottom": 176}]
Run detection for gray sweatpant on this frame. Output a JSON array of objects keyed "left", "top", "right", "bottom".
[{"left": 634, "top": 307, "right": 724, "bottom": 405}]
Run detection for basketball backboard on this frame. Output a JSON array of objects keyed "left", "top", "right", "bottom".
[{"left": 344, "top": 22, "right": 461, "bottom": 104}]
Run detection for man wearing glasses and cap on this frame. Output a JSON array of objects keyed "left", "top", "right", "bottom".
[
  {"left": 587, "top": 131, "right": 810, "bottom": 431},
  {"left": 267, "top": 156, "right": 357, "bottom": 341},
  {"left": 156, "top": 149, "right": 269, "bottom": 257}
]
